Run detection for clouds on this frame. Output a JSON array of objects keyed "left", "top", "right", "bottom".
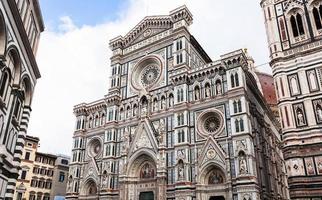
[{"left": 29, "top": 0, "right": 270, "bottom": 155}]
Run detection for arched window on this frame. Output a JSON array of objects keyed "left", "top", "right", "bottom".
[
  {"left": 119, "top": 108, "right": 124, "bottom": 120},
  {"left": 238, "top": 100, "right": 242, "bottom": 112},
  {"left": 233, "top": 101, "right": 238, "bottom": 113},
  {"left": 95, "top": 115, "right": 99, "bottom": 127},
  {"left": 0, "top": 71, "right": 8, "bottom": 98},
  {"left": 240, "top": 118, "right": 244, "bottom": 132},
  {"left": 313, "top": 6, "right": 322, "bottom": 30},
  {"left": 235, "top": 73, "right": 239, "bottom": 87},
  {"left": 101, "top": 113, "right": 105, "bottom": 125},
  {"left": 231, "top": 74, "right": 235, "bottom": 88},
  {"left": 169, "top": 93, "right": 174, "bottom": 107},
  {"left": 290, "top": 13, "right": 305, "bottom": 37},
  {"left": 88, "top": 117, "right": 93, "bottom": 128},
  {"left": 290, "top": 77, "right": 299, "bottom": 95},
  {"left": 235, "top": 119, "right": 240, "bottom": 132}
]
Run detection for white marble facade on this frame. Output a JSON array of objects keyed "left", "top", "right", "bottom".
[{"left": 67, "top": 6, "right": 289, "bottom": 200}]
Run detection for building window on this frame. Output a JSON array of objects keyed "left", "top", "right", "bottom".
[
  {"left": 176, "top": 39, "right": 183, "bottom": 51},
  {"left": 290, "top": 13, "right": 305, "bottom": 37},
  {"left": 177, "top": 130, "right": 185, "bottom": 143},
  {"left": 177, "top": 88, "right": 184, "bottom": 102},
  {"left": 61, "top": 159, "right": 69, "bottom": 165},
  {"left": 177, "top": 113, "right": 184, "bottom": 126},
  {"left": 235, "top": 118, "right": 245, "bottom": 133},
  {"left": 0, "top": 71, "right": 8, "bottom": 98},
  {"left": 25, "top": 152, "right": 30, "bottom": 160},
  {"left": 176, "top": 53, "right": 183, "bottom": 64},
  {"left": 288, "top": 74, "right": 301, "bottom": 96},
  {"left": 233, "top": 100, "right": 242, "bottom": 113},
  {"left": 231, "top": 72, "right": 240, "bottom": 88},
  {"left": 313, "top": 5, "right": 322, "bottom": 30},
  {"left": 306, "top": 69, "right": 319, "bottom": 92},
  {"left": 21, "top": 170, "right": 27, "bottom": 180},
  {"left": 59, "top": 172, "right": 65, "bottom": 182}
]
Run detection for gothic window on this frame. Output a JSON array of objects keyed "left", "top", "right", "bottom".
[
  {"left": 231, "top": 74, "right": 235, "bottom": 88},
  {"left": 233, "top": 100, "right": 242, "bottom": 114},
  {"left": 140, "top": 163, "right": 155, "bottom": 179},
  {"left": 177, "top": 88, "right": 184, "bottom": 102},
  {"left": 177, "top": 130, "right": 185, "bottom": 143},
  {"left": 176, "top": 39, "right": 183, "bottom": 51},
  {"left": 0, "top": 71, "right": 9, "bottom": 98},
  {"left": 235, "top": 118, "right": 244, "bottom": 133},
  {"left": 194, "top": 86, "right": 200, "bottom": 100},
  {"left": 119, "top": 108, "right": 124, "bottom": 120},
  {"left": 290, "top": 13, "right": 305, "bottom": 37},
  {"left": 231, "top": 72, "right": 240, "bottom": 88},
  {"left": 313, "top": 5, "right": 322, "bottom": 30},
  {"left": 279, "top": 19, "right": 287, "bottom": 41},
  {"left": 176, "top": 53, "right": 183, "bottom": 64}
]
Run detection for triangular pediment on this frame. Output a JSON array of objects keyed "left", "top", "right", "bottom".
[
  {"left": 129, "top": 118, "right": 158, "bottom": 156},
  {"left": 120, "top": 16, "right": 173, "bottom": 48},
  {"left": 199, "top": 137, "right": 227, "bottom": 167}
]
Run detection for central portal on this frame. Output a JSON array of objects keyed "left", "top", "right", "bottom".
[
  {"left": 139, "top": 191, "right": 154, "bottom": 200},
  {"left": 209, "top": 196, "right": 225, "bottom": 200}
]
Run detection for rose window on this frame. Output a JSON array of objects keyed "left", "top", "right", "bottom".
[
  {"left": 197, "top": 109, "right": 224, "bottom": 136},
  {"left": 140, "top": 65, "right": 160, "bottom": 87},
  {"left": 204, "top": 116, "right": 221, "bottom": 133},
  {"left": 88, "top": 138, "right": 102, "bottom": 157},
  {"left": 130, "top": 55, "right": 163, "bottom": 91}
]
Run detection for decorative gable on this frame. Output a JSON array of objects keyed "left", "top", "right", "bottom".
[{"left": 199, "top": 136, "right": 227, "bottom": 168}]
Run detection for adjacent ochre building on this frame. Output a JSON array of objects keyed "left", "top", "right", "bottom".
[
  {"left": 261, "top": 0, "right": 322, "bottom": 199},
  {"left": 13, "top": 135, "right": 70, "bottom": 200},
  {"left": 0, "top": 0, "right": 44, "bottom": 199},
  {"left": 66, "top": 6, "right": 289, "bottom": 200}
]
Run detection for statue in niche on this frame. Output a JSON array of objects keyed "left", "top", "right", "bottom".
[
  {"left": 239, "top": 152, "right": 248, "bottom": 174},
  {"left": 316, "top": 104, "right": 322, "bottom": 121},
  {"left": 127, "top": 108, "right": 131, "bottom": 118},
  {"left": 318, "top": 161, "right": 322, "bottom": 174},
  {"left": 161, "top": 98, "right": 166, "bottom": 109},
  {"left": 208, "top": 170, "right": 224, "bottom": 184},
  {"left": 296, "top": 108, "right": 305, "bottom": 125},
  {"left": 307, "top": 161, "right": 314, "bottom": 175},
  {"left": 153, "top": 101, "right": 158, "bottom": 111},
  {"left": 169, "top": 95, "right": 174, "bottom": 107},
  {"left": 178, "top": 160, "right": 184, "bottom": 180},
  {"left": 216, "top": 81, "right": 222, "bottom": 95},
  {"left": 195, "top": 87, "right": 200, "bottom": 100},
  {"left": 102, "top": 171, "right": 108, "bottom": 188},
  {"left": 133, "top": 106, "right": 138, "bottom": 116},
  {"left": 140, "top": 163, "right": 155, "bottom": 179},
  {"left": 205, "top": 84, "right": 211, "bottom": 97}
]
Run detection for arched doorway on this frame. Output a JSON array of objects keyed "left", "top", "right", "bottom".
[
  {"left": 82, "top": 179, "right": 98, "bottom": 197},
  {"left": 209, "top": 196, "right": 225, "bottom": 200}
]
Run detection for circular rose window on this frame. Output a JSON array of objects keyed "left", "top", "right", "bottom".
[
  {"left": 131, "top": 55, "right": 162, "bottom": 91},
  {"left": 140, "top": 64, "right": 160, "bottom": 87},
  {"left": 88, "top": 138, "right": 102, "bottom": 157},
  {"left": 197, "top": 109, "right": 224, "bottom": 136}
]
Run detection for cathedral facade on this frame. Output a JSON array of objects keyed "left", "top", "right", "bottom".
[
  {"left": 261, "top": 0, "right": 322, "bottom": 199},
  {"left": 66, "top": 6, "right": 289, "bottom": 200}
]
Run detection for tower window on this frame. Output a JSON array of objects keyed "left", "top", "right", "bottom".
[
  {"left": 313, "top": 6, "right": 322, "bottom": 30},
  {"left": 290, "top": 13, "right": 305, "bottom": 38}
]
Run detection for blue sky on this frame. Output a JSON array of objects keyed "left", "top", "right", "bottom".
[
  {"left": 31, "top": 0, "right": 271, "bottom": 156},
  {"left": 39, "top": 0, "right": 128, "bottom": 29}
]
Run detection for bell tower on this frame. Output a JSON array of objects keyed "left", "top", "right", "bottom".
[{"left": 261, "top": 0, "right": 322, "bottom": 199}]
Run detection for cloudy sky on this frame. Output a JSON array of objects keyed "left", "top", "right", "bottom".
[{"left": 29, "top": 0, "right": 270, "bottom": 156}]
